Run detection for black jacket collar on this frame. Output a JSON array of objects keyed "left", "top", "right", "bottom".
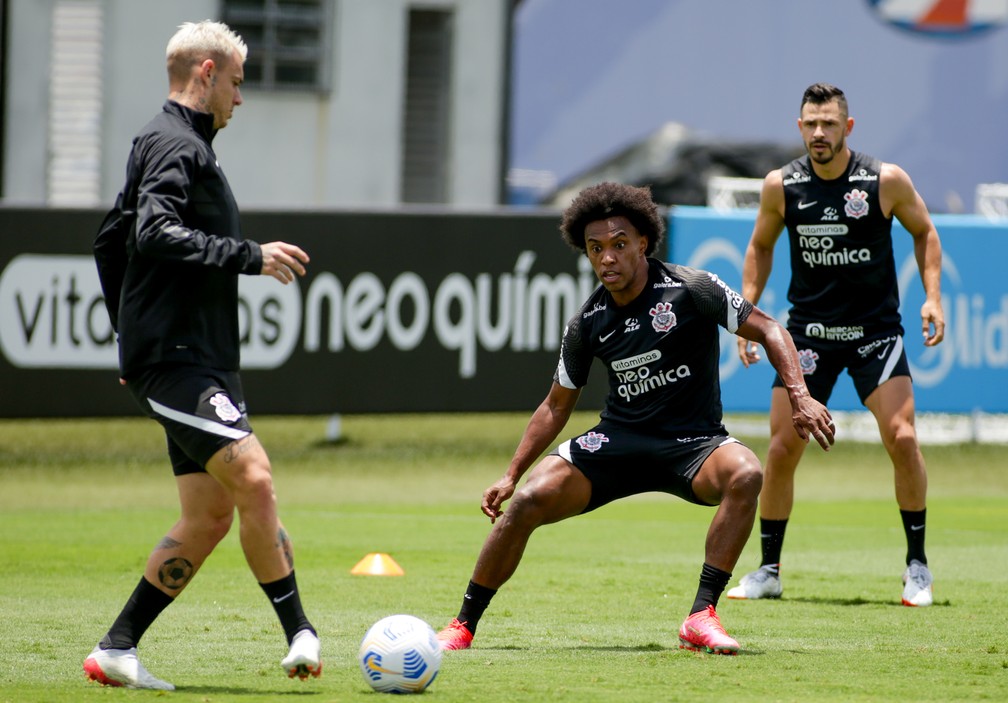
[{"left": 163, "top": 100, "right": 217, "bottom": 143}]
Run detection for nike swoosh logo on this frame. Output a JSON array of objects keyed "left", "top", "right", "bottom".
[
  {"left": 910, "top": 524, "right": 925, "bottom": 531},
  {"left": 273, "top": 591, "right": 295, "bottom": 603},
  {"left": 599, "top": 330, "right": 616, "bottom": 342},
  {"left": 797, "top": 200, "right": 818, "bottom": 210}
]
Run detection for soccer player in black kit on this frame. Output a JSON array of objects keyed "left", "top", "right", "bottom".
[
  {"left": 436, "top": 182, "right": 835, "bottom": 655},
  {"left": 85, "top": 21, "right": 320, "bottom": 689},
  {"left": 727, "top": 83, "right": 944, "bottom": 607}
]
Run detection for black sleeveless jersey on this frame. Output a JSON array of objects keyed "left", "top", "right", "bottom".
[
  {"left": 781, "top": 150, "right": 902, "bottom": 341},
  {"left": 554, "top": 259, "right": 753, "bottom": 436}
]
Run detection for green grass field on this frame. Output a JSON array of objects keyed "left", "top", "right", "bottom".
[{"left": 2, "top": 413, "right": 1006, "bottom": 702}]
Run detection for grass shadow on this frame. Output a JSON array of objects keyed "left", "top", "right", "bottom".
[
  {"left": 783, "top": 596, "right": 951, "bottom": 607},
  {"left": 471, "top": 643, "right": 766, "bottom": 658},
  {"left": 179, "top": 686, "right": 322, "bottom": 696}
]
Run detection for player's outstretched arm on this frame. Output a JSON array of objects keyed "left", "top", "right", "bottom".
[
  {"left": 482, "top": 383, "right": 580, "bottom": 522},
  {"left": 260, "top": 241, "right": 310, "bottom": 284},
  {"left": 737, "top": 307, "right": 835, "bottom": 451}
]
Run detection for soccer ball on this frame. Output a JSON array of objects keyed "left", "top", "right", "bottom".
[{"left": 358, "top": 614, "right": 442, "bottom": 694}]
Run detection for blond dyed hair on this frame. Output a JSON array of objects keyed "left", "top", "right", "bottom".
[{"left": 166, "top": 20, "right": 248, "bottom": 81}]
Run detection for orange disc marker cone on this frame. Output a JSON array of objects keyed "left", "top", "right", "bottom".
[{"left": 351, "top": 552, "right": 405, "bottom": 576}]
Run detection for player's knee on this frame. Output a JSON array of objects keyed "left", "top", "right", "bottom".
[
  {"left": 231, "top": 465, "right": 276, "bottom": 507},
  {"left": 183, "top": 508, "right": 234, "bottom": 544},
  {"left": 503, "top": 489, "right": 549, "bottom": 530},
  {"left": 205, "top": 511, "right": 235, "bottom": 543},
  {"left": 885, "top": 424, "right": 921, "bottom": 463},
  {"left": 769, "top": 430, "right": 804, "bottom": 460},
  {"left": 730, "top": 459, "right": 763, "bottom": 500}
]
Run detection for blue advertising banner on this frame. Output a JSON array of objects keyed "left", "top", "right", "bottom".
[{"left": 670, "top": 206, "right": 1008, "bottom": 413}]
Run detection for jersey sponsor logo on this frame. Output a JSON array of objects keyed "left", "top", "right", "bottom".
[
  {"left": 623, "top": 317, "right": 640, "bottom": 334},
  {"left": 611, "top": 349, "right": 661, "bottom": 371},
  {"left": 796, "top": 224, "right": 848, "bottom": 236},
  {"left": 649, "top": 301, "right": 677, "bottom": 332},
  {"left": 575, "top": 430, "right": 609, "bottom": 453},
  {"left": 806, "top": 323, "right": 865, "bottom": 341},
  {"left": 613, "top": 356, "right": 691, "bottom": 402},
  {"left": 800, "top": 247, "right": 872, "bottom": 268},
  {"left": 798, "top": 348, "right": 819, "bottom": 375},
  {"left": 797, "top": 200, "right": 818, "bottom": 210},
  {"left": 795, "top": 224, "right": 871, "bottom": 268},
  {"left": 599, "top": 329, "right": 616, "bottom": 342},
  {"left": 583, "top": 301, "right": 607, "bottom": 318},
  {"left": 783, "top": 172, "right": 811, "bottom": 186},
  {"left": 652, "top": 275, "right": 682, "bottom": 289},
  {"left": 209, "top": 392, "right": 242, "bottom": 422},
  {"left": 844, "top": 188, "right": 870, "bottom": 219},
  {"left": 821, "top": 206, "right": 840, "bottom": 222},
  {"left": 849, "top": 168, "right": 878, "bottom": 182},
  {"left": 706, "top": 272, "right": 744, "bottom": 310}
]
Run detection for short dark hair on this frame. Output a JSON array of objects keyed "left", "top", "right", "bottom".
[
  {"left": 559, "top": 181, "right": 665, "bottom": 256},
  {"left": 801, "top": 83, "right": 848, "bottom": 118}
]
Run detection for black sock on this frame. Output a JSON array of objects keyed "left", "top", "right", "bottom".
[
  {"left": 260, "top": 571, "right": 314, "bottom": 645},
  {"left": 100, "top": 578, "right": 173, "bottom": 650},
  {"left": 759, "top": 518, "right": 788, "bottom": 570},
  {"left": 456, "top": 580, "right": 497, "bottom": 635},
  {"left": 900, "top": 508, "right": 927, "bottom": 565},
  {"left": 690, "top": 563, "right": 732, "bottom": 615}
]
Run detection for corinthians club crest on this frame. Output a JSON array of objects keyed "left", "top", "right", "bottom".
[
  {"left": 650, "top": 301, "right": 677, "bottom": 333},
  {"left": 844, "top": 188, "right": 870, "bottom": 219}
]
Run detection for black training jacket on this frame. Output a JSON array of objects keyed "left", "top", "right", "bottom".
[{"left": 94, "top": 100, "right": 263, "bottom": 377}]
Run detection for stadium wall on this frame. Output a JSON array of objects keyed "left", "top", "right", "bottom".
[{"left": 1, "top": 207, "right": 1005, "bottom": 417}]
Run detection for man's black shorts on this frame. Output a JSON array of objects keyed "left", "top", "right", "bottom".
[
  {"left": 551, "top": 421, "right": 743, "bottom": 512},
  {"left": 126, "top": 365, "right": 253, "bottom": 475},
  {"left": 773, "top": 330, "right": 911, "bottom": 405}
]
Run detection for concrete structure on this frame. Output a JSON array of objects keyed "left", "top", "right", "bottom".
[{"left": 1, "top": 0, "right": 511, "bottom": 209}]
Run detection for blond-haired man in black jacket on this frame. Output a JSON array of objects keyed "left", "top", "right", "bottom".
[{"left": 87, "top": 20, "right": 319, "bottom": 690}]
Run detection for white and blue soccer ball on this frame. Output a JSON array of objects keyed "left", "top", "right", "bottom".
[{"left": 358, "top": 614, "right": 442, "bottom": 694}]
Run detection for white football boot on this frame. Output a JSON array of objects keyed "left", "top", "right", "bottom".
[
  {"left": 83, "top": 645, "right": 175, "bottom": 690},
  {"left": 726, "top": 565, "right": 783, "bottom": 600},
  {"left": 901, "top": 559, "right": 933, "bottom": 607},
  {"left": 281, "top": 629, "right": 322, "bottom": 679}
]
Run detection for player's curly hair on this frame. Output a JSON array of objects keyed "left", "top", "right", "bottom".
[{"left": 559, "top": 182, "right": 665, "bottom": 256}]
